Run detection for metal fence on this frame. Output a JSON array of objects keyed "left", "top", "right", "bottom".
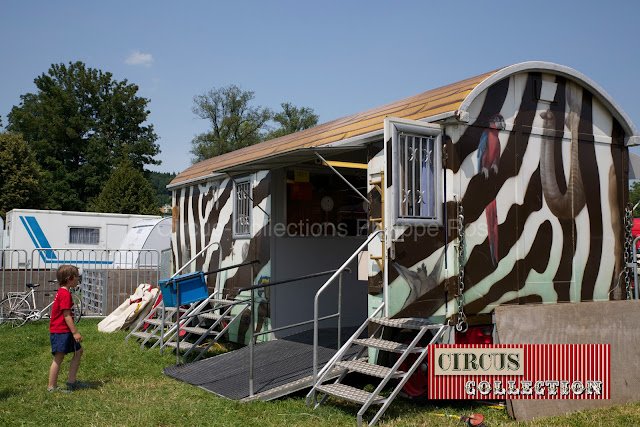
[{"left": 1, "top": 248, "right": 168, "bottom": 318}]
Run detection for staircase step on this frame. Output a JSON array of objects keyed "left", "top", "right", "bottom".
[
  {"left": 371, "top": 317, "right": 441, "bottom": 330},
  {"left": 353, "top": 337, "right": 419, "bottom": 353},
  {"left": 180, "top": 326, "right": 218, "bottom": 336},
  {"left": 164, "top": 341, "right": 200, "bottom": 352},
  {"left": 146, "top": 318, "right": 172, "bottom": 326},
  {"left": 130, "top": 331, "right": 157, "bottom": 340},
  {"left": 316, "top": 383, "right": 385, "bottom": 405},
  {"left": 210, "top": 298, "right": 243, "bottom": 306},
  {"left": 199, "top": 312, "right": 233, "bottom": 321},
  {"left": 336, "top": 359, "right": 402, "bottom": 379}
]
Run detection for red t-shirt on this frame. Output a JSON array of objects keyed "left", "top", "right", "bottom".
[{"left": 50, "top": 287, "right": 74, "bottom": 333}]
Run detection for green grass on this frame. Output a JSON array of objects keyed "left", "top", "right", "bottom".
[{"left": 0, "top": 320, "right": 638, "bottom": 426}]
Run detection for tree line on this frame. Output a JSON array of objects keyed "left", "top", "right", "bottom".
[{"left": 0, "top": 62, "right": 318, "bottom": 218}]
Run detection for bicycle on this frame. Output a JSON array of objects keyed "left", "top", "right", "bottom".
[{"left": 0, "top": 280, "right": 83, "bottom": 328}]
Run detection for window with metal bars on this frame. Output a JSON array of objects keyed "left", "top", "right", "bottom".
[
  {"left": 398, "top": 132, "right": 437, "bottom": 220},
  {"left": 69, "top": 227, "right": 100, "bottom": 245},
  {"left": 233, "top": 179, "right": 252, "bottom": 237}
]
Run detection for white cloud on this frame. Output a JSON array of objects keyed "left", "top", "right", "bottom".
[{"left": 125, "top": 50, "right": 153, "bottom": 67}]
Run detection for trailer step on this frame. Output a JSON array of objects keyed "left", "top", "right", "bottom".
[
  {"left": 163, "top": 341, "right": 200, "bottom": 351},
  {"left": 145, "top": 318, "right": 173, "bottom": 326},
  {"left": 353, "top": 337, "right": 418, "bottom": 353},
  {"left": 180, "top": 326, "right": 218, "bottom": 336},
  {"left": 370, "top": 317, "right": 440, "bottom": 330},
  {"left": 199, "top": 312, "right": 233, "bottom": 321},
  {"left": 316, "top": 383, "right": 385, "bottom": 405},
  {"left": 335, "top": 359, "right": 402, "bottom": 378},
  {"left": 210, "top": 298, "right": 247, "bottom": 306},
  {"left": 130, "top": 331, "right": 156, "bottom": 340}
]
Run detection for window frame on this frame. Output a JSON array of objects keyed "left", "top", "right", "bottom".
[
  {"left": 388, "top": 118, "right": 443, "bottom": 227},
  {"left": 233, "top": 177, "right": 253, "bottom": 238},
  {"left": 68, "top": 227, "right": 101, "bottom": 245}
]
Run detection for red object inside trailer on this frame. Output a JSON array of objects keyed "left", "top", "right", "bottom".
[{"left": 633, "top": 219, "right": 640, "bottom": 248}]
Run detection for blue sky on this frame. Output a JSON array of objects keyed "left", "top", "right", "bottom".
[{"left": 1, "top": 1, "right": 639, "bottom": 174}]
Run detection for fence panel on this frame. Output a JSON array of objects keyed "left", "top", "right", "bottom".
[
  {"left": 28, "top": 248, "right": 162, "bottom": 318},
  {"left": 1, "top": 250, "right": 29, "bottom": 299}
]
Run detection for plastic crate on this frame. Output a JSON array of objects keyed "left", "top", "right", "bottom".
[{"left": 159, "top": 271, "right": 208, "bottom": 307}]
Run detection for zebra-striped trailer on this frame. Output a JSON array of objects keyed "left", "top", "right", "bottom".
[{"left": 167, "top": 61, "right": 638, "bottom": 357}]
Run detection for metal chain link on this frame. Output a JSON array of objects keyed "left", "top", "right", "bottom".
[
  {"left": 456, "top": 203, "right": 468, "bottom": 333},
  {"left": 623, "top": 205, "right": 634, "bottom": 300}
]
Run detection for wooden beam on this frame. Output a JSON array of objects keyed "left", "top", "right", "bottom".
[{"left": 322, "top": 160, "right": 368, "bottom": 170}]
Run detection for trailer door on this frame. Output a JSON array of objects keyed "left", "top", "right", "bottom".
[{"left": 379, "top": 117, "right": 445, "bottom": 317}]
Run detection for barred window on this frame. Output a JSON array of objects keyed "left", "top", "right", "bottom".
[
  {"left": 69, "top": 227, "right": 100, "bottom": 245},
  {"left": 233, "top": 180, "right": 252, "bottom": 237},
  {"left": 398, "top": 133, "right": 437, "bottom": 219},
  {"left": 389, "top": 118, "right": 442, "bottom": 226}
]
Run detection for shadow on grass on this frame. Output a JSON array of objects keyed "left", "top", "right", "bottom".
[
  {"left": 0, "top": 389, "right": 16, "bottom": 401},
  {"left": 68, "top": 380, "right": 109, "bottom": 391}
]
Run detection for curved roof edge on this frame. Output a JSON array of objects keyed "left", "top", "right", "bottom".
[{"left": 458, "top": 61, "right": 639, "bottom": 143}]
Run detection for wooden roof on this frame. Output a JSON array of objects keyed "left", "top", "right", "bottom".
[{"left": 171, "top": 68, "right": 502, "bottom": 187}]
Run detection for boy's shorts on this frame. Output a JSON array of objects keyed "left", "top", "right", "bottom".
[{"left": 50, "top": 332, "right": 82, "bottom": 355}]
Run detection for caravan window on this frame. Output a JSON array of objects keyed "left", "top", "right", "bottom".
[
  {"left": 391, "top": 120, "right": 443, "bottom": 226},
  {"left": 233, "top": 179, "right": 252, "bottom": 238},
  {"left": 69, "top": 227, "right": 100, "bottom": 245},
  {"left": 398, "top": 133, "right": 437, "bottom": 219}
]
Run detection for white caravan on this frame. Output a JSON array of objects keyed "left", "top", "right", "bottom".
[{"left": 1, "top": 209, "right": 161, "bottom": 267}]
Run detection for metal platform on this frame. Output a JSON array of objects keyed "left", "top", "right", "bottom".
[{"left": 163, "top": 327, "right": 363, "bottom": 401}]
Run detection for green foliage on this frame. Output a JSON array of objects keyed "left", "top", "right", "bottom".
[
  {"left": 148, "top": 171, "right": 176, "bottom": 207},
  {"left": 190, "top": 85, "right": 272, "bottom": 162},
  {"left": 265, "top": 102, "right": 319, "bottom": 140},
  {"left": 7, "top": 61, "right": 160, "bottom": 211},
  {"left": 0, "top": 132, "right": 47, "bottom": 217},
  {"left": 89, "top": 161, "right": 158, "bottom": 215},
  {"left": 630, "top": 181, "right": 640, "bottom": 215}
]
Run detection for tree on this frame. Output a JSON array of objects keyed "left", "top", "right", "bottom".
[
  {"left": 89, "top": 161, "right": 158, "bottom": 215},
  {"left": 190, "top": 85, "right": 272, "bottom": 162},
  {"left": 7, "top": 61, "right": 160, "bottom": 211},
  {"left": 265, "top": 102, "right": 319, "bottom": 140},
  {"left": 149, "top": 171, "right": 177, "bottom": 207},
  {"left": 0, "top": 132, "right": 47, "bottom": 218}
]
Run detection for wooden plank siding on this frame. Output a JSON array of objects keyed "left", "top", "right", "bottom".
[{"left": 171, "top": 68, "right": 502, "bottom": 186}]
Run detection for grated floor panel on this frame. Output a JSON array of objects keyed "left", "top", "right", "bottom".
[{"left": 163, "top": 327, "right": 363, "bottom": 401}]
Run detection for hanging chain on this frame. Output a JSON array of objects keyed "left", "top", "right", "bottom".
[
  {"left": 623, "top": 205, "right": 634, "bottom": 300},
  {"left": 456, "top": 203, "right": 468, "bottom": 332}
]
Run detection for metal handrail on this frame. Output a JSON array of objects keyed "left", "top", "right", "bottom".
[
  {"left": 126, "top": 241, "right": 220, "bottom": 357},
  {"left": 239, "top": 267, "right": 350, "bottom": 292},
  {"left": 172, "top": 241, "right": 220, "bottom": 277},
  {"left": 306, "top": 302, "right": 385, "bottom": 409},
  {"left": 312, "top": 229, "right": 384, "bottom": 384},
  {"left": 169, "top": 258, "right": 258, "bottom": 364},
  {"left": 246, "top": 266, "right": 352, "bottom": 397},
  {"left": 166, "top": 259, "right": 259, "bottom": 286},
  {"left": 165, "top": 241, "right": 219, "bottom": 364}
]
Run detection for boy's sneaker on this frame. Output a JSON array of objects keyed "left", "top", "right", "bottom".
[
  {"left": 47, "top": 387, "right": 71, "bottom": 393},
  {"left": 66, "top": 381, "right": 89, "bottom": 391}
]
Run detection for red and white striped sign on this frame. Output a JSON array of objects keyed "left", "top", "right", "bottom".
[{"left": 428, "top": 344, "right": 610, "bottom": 400}]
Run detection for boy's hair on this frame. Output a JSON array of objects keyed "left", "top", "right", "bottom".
[{"left": 56, "top": 265, "right": 79, "bottom": 286}]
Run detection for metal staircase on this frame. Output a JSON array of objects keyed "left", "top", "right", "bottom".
[
  {"left": 307, "top": 304, "right": 449, "bottom": 427},
  {"left": 125, "top": 239, "right": 259, "bottom": 363},
  {"left": 125, "top": 293, "right": 250, "bottom": 362}
]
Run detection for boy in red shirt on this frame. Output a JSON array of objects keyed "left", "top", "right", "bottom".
[{"left": 47, "top": 265, "right": 88, "bottom": 392}]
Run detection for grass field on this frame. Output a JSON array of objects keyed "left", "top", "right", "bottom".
[{"left": 1, "top": 319, "right": 639, "bottom": 426}]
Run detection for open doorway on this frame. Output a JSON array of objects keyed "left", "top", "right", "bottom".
[{"left": 270, "top": 150, "right": 370, "bottom": 338}]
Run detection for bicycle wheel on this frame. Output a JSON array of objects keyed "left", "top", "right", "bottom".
[
  {"left": 72, "top": 291, "right": 82, "bottom": 324},
  {"left": 0, "top": 296, "right": 32, "bottom": 327}
]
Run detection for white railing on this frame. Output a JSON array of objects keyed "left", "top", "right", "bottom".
[{"left": 1, "top": 248, "right": 166, "bottom": 318}]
